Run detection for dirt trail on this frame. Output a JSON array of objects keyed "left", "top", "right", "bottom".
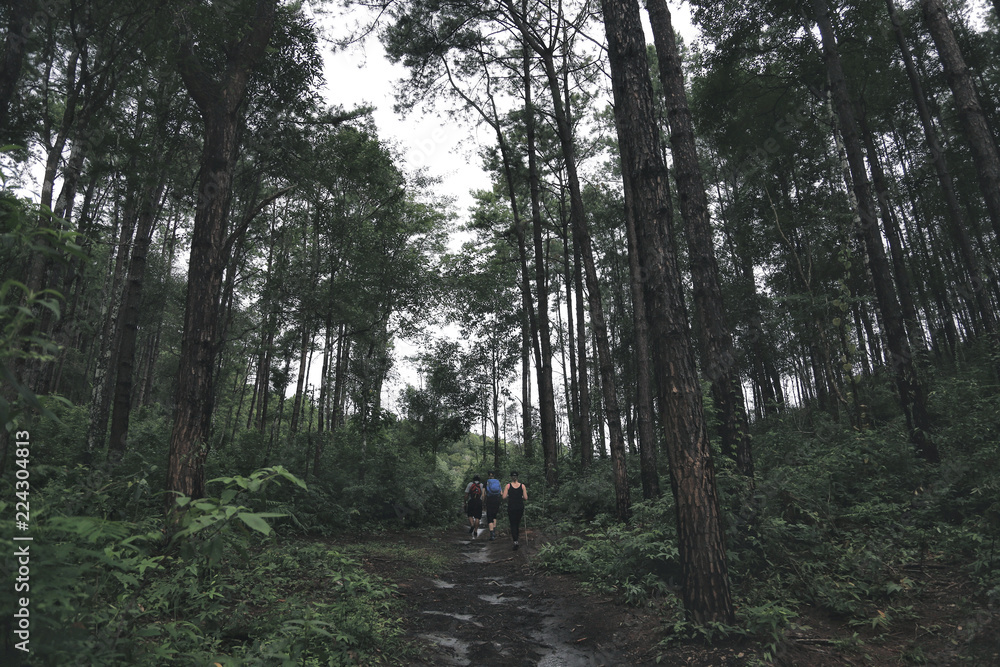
[
  {"left": 358, "top": 525, "right": 1000, "bottom": 666},
  {"left": 388, "top": 525, "right": 661, "bottom": 666}
]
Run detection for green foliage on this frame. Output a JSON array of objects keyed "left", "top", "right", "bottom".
[
  {"left": 0, "top": 465, "right": 409, "bottom": 665},
  {"left": 541, "top": 458, "right": 619, "bottom": 523},
  {"left": 397, "top": 340, "right": 479, "bottom": 453},
  {"left": 268, "top": 423, "right": 462, "bottom": 534},
  {"left": 538, "top": 499, "right": 679, "bottom": 606},
  {"left": 534, "top": 363, "right": 1000, "bottom": 659},
  {"left": 0, "top": 179, "right": 82, "bottom": 430}
]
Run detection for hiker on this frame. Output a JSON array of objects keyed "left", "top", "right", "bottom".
[
  {"left": 503, "top": 471, "right": 527, "bottom": 550},
  {"left": 483, "top": 470, "right": 503, "bottom": 541},
  {"left": 464, "top": 475, "right": 484, "bottom": 537}
]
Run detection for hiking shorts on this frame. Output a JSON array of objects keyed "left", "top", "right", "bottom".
[
  {"left": 485, "top": 496, "right": 501, "bottom": 523},
  {"left": 466, "top": 497, "right": 483, "bottom": 517}
]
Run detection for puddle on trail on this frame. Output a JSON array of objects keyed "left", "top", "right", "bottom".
[
  {"left": 461, "top": 547, "right": 492, "bottom": 564},
  {"left": 529, "top": 598, "right": 629, "bottom": 667},
  {"left": 418, "top": 527, "right": 630, "bottom": 665},
  {"left": 421, "top": 610, "right": 483, "bottom": 627}
]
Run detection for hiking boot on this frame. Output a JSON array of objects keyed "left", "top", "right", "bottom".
[
  {"left": 469, "top": 525, "right": 475, "bottom": 534},
  {"left": 513, "top": 541, "right": 519, "bottom": 551},
  {"left": 489, "top": 532, "right": 496, "bottom": 541}
]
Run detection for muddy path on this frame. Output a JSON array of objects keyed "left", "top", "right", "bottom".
[
  {"left": 347, "top": 524, "right": 1000, "bottom": 666},
  {"left": 371, "top": 525, "right": 664, "bottom": 666},
  {"left": 351, "top": 521, "right": 1000, "bottom": 667}
]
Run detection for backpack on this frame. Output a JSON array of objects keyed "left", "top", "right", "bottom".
[
  {"left": 469, "top": 482, "right": 482, "bottom": 499},
  {"left": 486, "top": 478, "right": 502, "bottom": 497}
]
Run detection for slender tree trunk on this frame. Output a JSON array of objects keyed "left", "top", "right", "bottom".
[
  {"left": 107, "top": 173, "right": 167, "bottom": 464},
  {"left": 521, "top": 317, "right": 533, "bottom": 457},
  {"left": 922, "top": 0, "right": 1000, "bottom": 241},
  {"left": 0, "top": 0, "right": 33, "bottom": 136},
  {"left": 572, "top": 227, "right": 594, "bottom": 467},
  {"left": 600, "top": 0, "right": 734, "bottom": 624},
  {"left": 860, "top": 111, "right": 927, "bottom": 355},
  {"left": 521, "top": 44, "right": 559, "bottom": 487},
  {"left": 317, "top": 319, "right": 332, "bottom": 434},
  {"left": 887, "top": 0, "right": 994, "bottom": 339},
  {"left": 646, "top": 0, "right": 753, "bottom": 479},
  {"left": 331, "top": 326, "right": 349, "bottom": 430},
  {"left": 290, "top": 320, "right": 311, "bottom": 434},
  {"left": 505, "top": 1, "right": 632, "bottom": 510},
  {"left": 812, "top": 0, "right": 938, "bottom": 463},
  {"left": 441, "top": 56, "right": 540, "bottom": 460},
  {"left": 560, "top": 211, "right": 580, "bottom": 458},
  {"left": 85, "top": 197, "right": 136, "bottom": 460},
  {"left": 623, "top": 187, "right": 661, "bottom": 499}
]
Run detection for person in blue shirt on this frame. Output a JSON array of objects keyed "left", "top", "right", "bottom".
[{"left": 483, "top": 470, "right": 503, "bottom": 540}]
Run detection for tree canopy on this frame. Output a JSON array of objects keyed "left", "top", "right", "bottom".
[{"left": 2, "top": 0, "right": 999, "bottom": 662}]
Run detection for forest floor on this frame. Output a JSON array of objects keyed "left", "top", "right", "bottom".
[{"left": 334, "top": 523, "right": 1000, "bottom": 667}]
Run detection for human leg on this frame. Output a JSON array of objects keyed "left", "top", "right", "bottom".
[
  {"left": 509, "top": 506, "right": 524, "bottom": 547},
  {"left": 485, "top": 497, "right": 500, "bottom": 540}
]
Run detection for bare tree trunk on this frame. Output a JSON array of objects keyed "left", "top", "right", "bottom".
[
  {"left": 813, "top": 0, "right": 939, "bottom": 463},
  {"left": 922, "top": 0, "right": 1000, "bottom": 241},
  {"left": 520, "top": 43, "right": 560, "bottom": 487},
  {"left": 85, "top": 198, "right": 135, "bottom": 460},
  {"left": 893, "top": 0, "right": 997, "bottom": 349},
  {"left": 572, "top": 222, "right": 594, "bottom": 467},
  {"left": 623, "top": 188, "right": 661, "bottom": 499},
  {"left": 0, "top": 0, "right": 33, "bottom": 136},
  {"left": 601, "top": 0, "right": 734, "bottom": 624},
  {"left": 290, "top": 320, "right": 311, "bottom": 434},
  {"left": 646, "top": 0, "right": 753, "bottom": 479},
  {"left": 107, "top": 173, "right": 167, "bottom": 464},
  {"left": 859, "top": 112, "right": 927, "bottom": 355},
  {"left": 505, "top": 0, "right": 632, "bottom": 507},
  {"left": 560, "top": 211, "right": 580, "bottom": 458}
]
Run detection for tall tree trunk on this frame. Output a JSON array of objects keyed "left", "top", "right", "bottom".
[
  {"left": 440, "top": 55, "right": 540, "bottom": 459},
  {"left": 505, "top": 0, "right": 633, "bottom": 510},
  {"left": 860, "top": 111, "right": 927, "bottom": 356},
  {"left": 600, "top": 0, "right": 734, "bottom": 624},
  {"left": 167, "top": 0, "right": 277, "bottom": 503},
  {"left": 560, "top": 210, "right": 580, "bottom": 458},
  {"left": 812, "top": 0, "right": 939, "bottom": 463},
  {"left": 922, "top": 0, "right": 1000, "bottom": 241},
  {"left": 572, "top": 226, "right": 594, "bottom": 467},
  {"left": 290, "top": 320, "right": 311, "bottom": 434},
  {"left": 0, "top": 0, "right": 33, "bottom": 136},
  {"left": 521, "top": 42, "right": 559, "bottom": 487},
  {"left": 107, "top": 173, "right": 167, "bottom": 464},
  {"left": 85, "top": 198, "right": 135, "bottom": 460},
  {"left": 893, "top": 0, "right": 997, "bottom": 347},
  {"left": 646, "top": 0, "right": 753, "bottom": 479},
  {"left": 623, "top": 187, "right": 661, "bottom": 499},
  {"left": 331, "top": 326, "right": 349, "bottom": 430}
]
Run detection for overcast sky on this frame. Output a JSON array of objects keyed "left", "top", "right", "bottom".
[{"left": 315, "top": 2, "right": 699, "bottom": 223}]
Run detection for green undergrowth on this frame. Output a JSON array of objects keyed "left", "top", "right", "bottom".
[
  {"left": 336, "top": 540, "right": 449, "bottom": 581},
  {"left": 0, "top": 466, "right": 413, "bottom": 666},
  {"left": 537, "top": 371, "right": 1000, "bottom": 662}
]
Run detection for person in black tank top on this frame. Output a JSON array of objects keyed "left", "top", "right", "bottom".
[{"left": 502, "top": 471, "right": 527, "bottom": 550}]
